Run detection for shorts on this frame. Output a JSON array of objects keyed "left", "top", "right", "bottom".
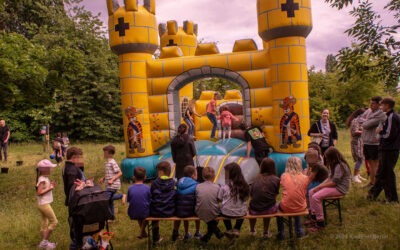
[{"left": 363, "top": 144, "right": 379, "bottom": 161}]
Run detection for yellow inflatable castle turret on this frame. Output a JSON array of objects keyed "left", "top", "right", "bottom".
[
  {"left": 106, "top": 0, "right": 313, "bottom": 180},
  {"left": 257, "top": 0, "right": 312, "bottom": 150}
]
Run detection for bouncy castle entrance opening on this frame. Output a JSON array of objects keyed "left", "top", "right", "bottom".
[{"left": 167, "top": 66, "right": 251, "bottom": 139}]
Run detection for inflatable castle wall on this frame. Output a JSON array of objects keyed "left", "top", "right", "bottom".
[{"left": 106, "top": 0, "right": 313, "bottom": 181}]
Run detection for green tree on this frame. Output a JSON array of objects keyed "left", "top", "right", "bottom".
[
  {"left": 193, "top": 77, "right": 241, "bottom": 100},
  {"left": 325, "top": 54, "right": 337, "bottom": 73},
  {"left": 327, "top": 0, "right": 400, "bottom": 91},
  {"left": 0, "top": 0, "right": 121, "bottom": 142}
]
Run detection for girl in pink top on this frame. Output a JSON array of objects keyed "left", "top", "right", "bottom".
[
  {"left": 276, "top": 157, "right": 309, "bottom": 240},
  {"left": 218, "top": 106, "right": 239, "bottom": 140}
]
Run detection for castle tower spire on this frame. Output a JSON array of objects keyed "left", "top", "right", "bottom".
[{"left": 257, "top": 0, "right": 313, "bottom": 152}]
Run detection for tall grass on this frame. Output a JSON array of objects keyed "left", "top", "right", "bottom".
[{"left": 0, "top": 131, "right": 399, "bottom": 249}]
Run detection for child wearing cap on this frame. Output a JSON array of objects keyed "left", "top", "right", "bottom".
[{"left": 36, "top": 159, "right": 58, "bottom": 250}]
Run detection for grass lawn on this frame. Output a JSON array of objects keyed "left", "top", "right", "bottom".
[{"left": 0, "top": 130, "right": 399, "bottom": 249}]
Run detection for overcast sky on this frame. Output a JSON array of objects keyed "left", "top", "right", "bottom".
[{"left": 80, "top": 0, "right": 393, "bottom": 71}]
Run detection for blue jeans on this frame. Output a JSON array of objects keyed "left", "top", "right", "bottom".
[
  {"left": 276, "top": 216, "right": 304, "bottom": 238},
  {"left": 106, "top": 188, "right": 123, "bottom": 217},
  {"left": 206, "top": 112, "right": 217, "bottom": 138},
  {"left": 183, "top": 117, "right": 195, "bottom": 136}
]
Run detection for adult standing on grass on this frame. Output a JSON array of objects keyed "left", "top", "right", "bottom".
[
  {"left": 359, "top": 96, "right": 386, "bottom": 187},
  {"left": 308, "top": 109, "right": 338, "bottom": 155},
  {"left": 345, "top": 108, "right": 367, "bottom": 183},
  {"left": 171, "top": 123, "right": 196, "bottom": 180},
  {"left": 206, "top": 92, "right": 218, "bottom": 140},
  {"left": 0, "top": 119, "right": 10, "bottom": 162},
  {"left": 368, "top": 98, "right": 400, "bottom": 204},
  {"left": 62, "top": 147, "right": 84, "bottom": 250}
]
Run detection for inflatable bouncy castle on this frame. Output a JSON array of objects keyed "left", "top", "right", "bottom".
[{"left": 106, "top": 0, "right": 313, "bottom": 182}]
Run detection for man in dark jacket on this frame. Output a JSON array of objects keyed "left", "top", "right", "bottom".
[
  {"left": 368, "top": 98, "right": 400, "bottom": 203},
  {"left": 62, "top": 147, "right": 84, "bottom": 250}
]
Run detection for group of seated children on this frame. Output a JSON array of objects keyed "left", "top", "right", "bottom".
[{"left": 126, "top": 145, "right": 351, "bottom": 244}]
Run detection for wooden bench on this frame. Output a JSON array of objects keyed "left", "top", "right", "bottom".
[
  {"left": 322, "top": 196, "right": 344, "bottom": 226},
  {"left": 145, "top": 210, "right": 309, "bottom": 249}
]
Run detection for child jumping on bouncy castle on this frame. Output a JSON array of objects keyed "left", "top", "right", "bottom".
[
  {"left": 206, "top": 93, "right": 218, "bottom": 140},
  {"left": 218, "top": 106, "right": 239, "bottom": 140}
]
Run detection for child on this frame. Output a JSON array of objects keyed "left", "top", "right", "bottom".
[
  {"left": 62, "top": 146, "right": 86, "bottom": 249},
  {"left": 206, "top": 92, "right": 218, "bottom": 140},
  {"left": 150, "top": 161, "right": 176, "bottom": 245},
  {"left": 345, "top": 108, "right": 367, "bottom": 183},
  {"left": 218, "top": 162, "right": 249, "bottom": 238},
  {"left": 276, "top": 157, "right": 309, "bottom": 240},
  {"left": 218, "top": 106, "right": 239, "bottom": 140},
  {"left": 305, "top": 148, "right": 329, "bottom": 193},
  {"left": 248, "top": 158, "right": 280, "bottom": 239},
  {"left": 183, "top": 99, "right": 202, "bottom": 137},
  {"left": 99, "top": 145, "right": 125, "bottom": 218},
  {"left": 51, "top": 141, "right": 63, "bottom": 163},
  {"left": 36, "top": 159, "right": 58, "bottom": 250},
  {"left": 62, "top": 132, "right": 70, "bottom": 153},
  {"left": 309, "top": 147, "right": 351, "bottom": 231},
  {"left": 307, "top": 142, "right": 324, "bottom": 165},
  {"left": 195, "top": 167, "right": 224, "bottom": 243},
  {"left": 173, "top": 165, "right": 202, "bottom": 241},
  {"left": 127, "top": 167, "right": 150, "bottom": 239}
]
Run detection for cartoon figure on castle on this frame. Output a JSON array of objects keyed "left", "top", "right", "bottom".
[
  {"left": 279, "top": 96, "right": 301, "bottom": 148},
  {"left": 125, "top": 106, "right": 145, "bottom": 153}
]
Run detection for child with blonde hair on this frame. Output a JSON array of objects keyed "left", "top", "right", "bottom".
[{"left": 276, "top": 157, "right": 309, "bottom": 240}]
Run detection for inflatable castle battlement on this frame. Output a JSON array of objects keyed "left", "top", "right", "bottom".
[{"left": 106, "top": 0, "right": 313, "bottom": 181}]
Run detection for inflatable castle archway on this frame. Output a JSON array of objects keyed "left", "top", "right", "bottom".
[
  {"left": 106, "top": 0, "right": 313, "bottom": 182},
  {"left": 167, "top": 67, "right": 251, "bottom": 137}
]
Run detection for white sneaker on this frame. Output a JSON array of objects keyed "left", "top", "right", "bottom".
[
  {"left": 45, "top": 242, "right": 56, "bottom": 249},
  {"left": 352, "top": 175, "right": 362, "bottom": 183},
  {"left": 38, "top": 240, "right": 48, "bottom": 249},
  {"left": 358, "top": 175, "right": 367, "bottom": 181}
]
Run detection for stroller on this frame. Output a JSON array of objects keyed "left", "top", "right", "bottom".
[{"left": 68, "top": 184, "right": 114, "bottom": 249}]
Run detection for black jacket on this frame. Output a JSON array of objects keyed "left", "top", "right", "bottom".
[
  {"left": 62, "top": 161, "right": 83, "bottom": 206},
  {"left": 150, "top": 177, "right": 176, "bottom": 217},
  {"left": 171, "top": 134, "right": 196, "bottom": 179},
  {"left": 379, "top": 110, "right": 400, "bottom": 151}
]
